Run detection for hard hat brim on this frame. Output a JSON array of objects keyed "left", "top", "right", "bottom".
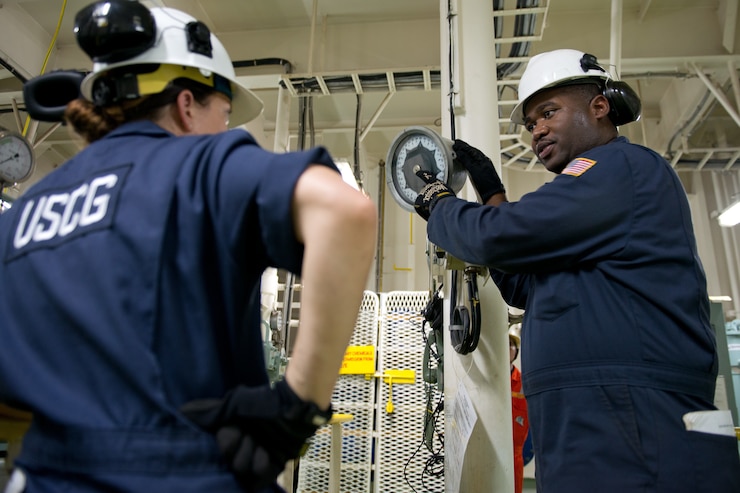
[{"left": 510, "top": 75, "right": 608, "bottom": 125}]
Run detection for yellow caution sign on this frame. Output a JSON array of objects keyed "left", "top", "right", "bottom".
[{"left": 339, "top": 345, "right": 376, "bottom": 375}]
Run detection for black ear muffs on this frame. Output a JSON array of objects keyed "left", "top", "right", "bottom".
[
  {"left": 603, "top": 79, "right": 641, "bottom": 126},
  {"left": 23, "top": 70, "right": 86, "bottom": 122},
  {"left": 580, "top": 53, "right": 641, "bottom": 126}
]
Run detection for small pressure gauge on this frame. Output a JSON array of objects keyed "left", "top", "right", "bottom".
[
  {"left": 0, "top": 130, "right": 35, "bottom": 184},
  {"left": 386, "top": 126, "right": 466, "bottom": 212}
]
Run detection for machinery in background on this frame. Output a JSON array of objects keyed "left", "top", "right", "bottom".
[
  {"left": 260, "top": 268, "right": 289, "bottom": 384},
  {"left": 717, "top": 312, "right": 740, "bottom": 427},
  {"left": 710, "top": 301, "right": 740, "bottom": 450}
]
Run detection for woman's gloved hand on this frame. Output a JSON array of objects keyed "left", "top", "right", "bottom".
[
  {"left": 180, "top": 379, "right": 332, "bottom": 492},
  {"left": 453, "top": 139, "right": 505, "bottom": 203}
]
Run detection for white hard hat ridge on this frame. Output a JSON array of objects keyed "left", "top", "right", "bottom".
[
  {"left": 80, "top": 6, "right": 263, "bottom": 126},
  {"left": 510, "top": 48, "right": 611, "bottom": 125}
]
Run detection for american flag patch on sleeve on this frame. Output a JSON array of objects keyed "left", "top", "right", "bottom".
[{"left": 562, "top": 158, "right": 596, "bottom": 176}]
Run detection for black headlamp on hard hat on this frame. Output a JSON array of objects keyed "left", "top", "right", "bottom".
[{"left": 74, "top": 0, "right": 157, "bottom": 64}]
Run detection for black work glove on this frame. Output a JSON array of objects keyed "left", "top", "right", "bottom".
[
  {"left": 180, "top": 379, "right": 332, "bottom": 492},
  {"left": 452, "top": 139, "right": 505, "bottom": 203},
  {"left": 414, "top": 170, "right": 456, "bottom": 221}
]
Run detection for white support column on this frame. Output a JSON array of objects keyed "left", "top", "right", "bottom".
[
  {"left": 273, "top": 85, "right": 292, "bottom": 153},
  {"left": 273, "top": 82, "right": 294, "bottom": 493},
  {"left": 439, "top": 1, "right": 512, "bottom": 492},
  {"left": 610, "top": 0, "right": 623, "bottom": 77}
]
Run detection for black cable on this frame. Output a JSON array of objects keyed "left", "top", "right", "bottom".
[
  {"left": 464, "top": 268, "right": 481, "bottom": 353},
  {"left": 403, "top": 389, "right": 444, "bottom": 493},
  {"left": 354, "top": 93, "right": 362, "bottom": 187},
  {"left": 447, "top": 0, "right": 456, "bottom": 140},
  {"left": 0, "top": 56, "right": 28, "bottom": 84}
]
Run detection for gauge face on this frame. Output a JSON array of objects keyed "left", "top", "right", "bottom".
[
  {"left": 394, "top": 134, "right": 447, "bottom": 203},
  {"left": 0, "top": 132, "right": 34, "bottom": 183},
  {"left": 386, "top": 126, "right": 465, "bottom": 212}
]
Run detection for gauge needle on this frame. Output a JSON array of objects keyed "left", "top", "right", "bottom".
[{"left": 0, "top": 153, "right": 19, "bottom": 165}]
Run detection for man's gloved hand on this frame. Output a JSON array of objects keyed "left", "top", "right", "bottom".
[
  {"left": 452, "top": 139, "right": 505, "bottom": 203},
  {"left": 414, "top": 170, "right": 456, "bottom": 221},
  {"left": 180, "top": 379, "right": 332, "bottom": 492}
]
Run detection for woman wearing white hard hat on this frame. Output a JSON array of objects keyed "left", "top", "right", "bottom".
[{"left": 0, "top": 1, "right": 377, "bottom": 492}]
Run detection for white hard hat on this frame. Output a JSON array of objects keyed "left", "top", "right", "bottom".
[
  {"left": 508, "top": 323, "right": 522, "bottom": 346},
  {"left": 75, "top": 1, "right": 263, "bottom": 127},
  {"left": 510, "top": 49, "right": 611, "bottom": 125}
]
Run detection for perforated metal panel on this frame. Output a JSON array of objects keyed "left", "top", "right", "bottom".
[
  {"left": 296, "top": 291, "right": 379, "bottom": 493},
  {"left": 375, "top": 291, "right": 444, "bottom": 493},
  {"left": 295, "top": 290, "right": 443, "bottom": 493}
]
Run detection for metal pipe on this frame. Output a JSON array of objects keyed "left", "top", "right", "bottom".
[
  {"left": 307, "top": 0, "right": 318, "bottom": 74},
  {"left": 32, "top": 122, "right": 61, "bottom": 148},
  {"left": 376, "top": 159, "right": 386, "bottom": 292},
  {"left": 359, "top": 92, "right": 394, "bottom": 142}
]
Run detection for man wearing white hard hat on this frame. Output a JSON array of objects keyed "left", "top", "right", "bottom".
[
  {"left": 414, "top": 49, "right": 740, "bottom": 492},
  {"left": 0, "top": 1, "right": 377, "bottom": 492}
]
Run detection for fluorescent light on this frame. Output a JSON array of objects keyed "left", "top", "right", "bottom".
[
  {"left": 709, "top": 295, "right": 732, "bottom": 302},
  {"left": 718, "top": 200, "right": 740, "bottom": 227}
]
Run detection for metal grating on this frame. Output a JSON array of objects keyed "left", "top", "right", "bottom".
[
  {"left": 296, "top": 291, "right": 443, "bottom": 493},
  {"left": 296, "top": 291, "right": 379, "bottom": 493},
  {"left": 375, "top": 291, "right": 444, "bottom": 493}
]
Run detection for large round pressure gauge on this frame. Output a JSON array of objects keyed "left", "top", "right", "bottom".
[
  {"left": 0, "top": 130, "right": 35, "bottom": 184},
  {"left": 386, "top": 126, "right": 466, "bottom": 212}
]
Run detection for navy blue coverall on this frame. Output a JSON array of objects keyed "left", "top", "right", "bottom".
[
  {"left": 0, "top": 121, "right": 338, "bottom": 492},
  {"left": 427, "top": 137, "right": 740, "bottom": 492}
]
